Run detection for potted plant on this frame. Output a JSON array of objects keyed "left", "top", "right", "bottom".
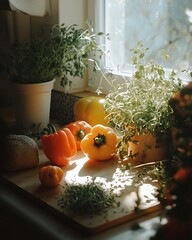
[
  {"left": 104, "top": 41, "right": 184, "bottom": 164},
  {"left": 5, "top": 23, "right": 104, "bottom": 133}
]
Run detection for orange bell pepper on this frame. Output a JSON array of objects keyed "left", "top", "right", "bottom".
[
  {"left": 80, "top": 124, "right": 118, "bottom": 161},
  {"left": 73, "top": 96, "right": 108, "bottom": 126},
  {"left": 41, "top": 124, "right": 77, "bottom": 166},
  {"left": 64, "top": 120, "right": 92, "bottom": 150},
  {"left": 39, "top": 165, "right": 64, "bottom": 187}
]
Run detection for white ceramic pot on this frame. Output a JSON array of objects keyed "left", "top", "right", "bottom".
[{"left": 11, "top": 79, "right": 55, "bottom": 132}]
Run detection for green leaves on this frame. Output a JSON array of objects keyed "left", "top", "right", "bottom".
[
  {"left": 7, "top": 23, "right": 105, "bottom": 86},
  {"left": 58, "top": 180, "right": 118, "bottom": 215},
  {"left": 104, "top": 41, "right": 184, "bottom": 160}
]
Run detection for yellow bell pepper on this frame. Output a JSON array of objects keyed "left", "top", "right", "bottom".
[
  {"left": 80, "top": 124, "right": 118, "bottom": 161},
  {"left": 73, "top": 96, "right": 108, "bottom": 126}
]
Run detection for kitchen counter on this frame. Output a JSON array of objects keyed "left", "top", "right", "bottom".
[
  {"left": 0, "top": 150, "right": 163, "bottom": 240},
  {"left": 0, "top": 107, "right": 163, "bottom": 239}
]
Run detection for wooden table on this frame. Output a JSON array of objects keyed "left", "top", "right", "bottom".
[{"left": 0, "top": 147, "right": 162, "bottom": 238}]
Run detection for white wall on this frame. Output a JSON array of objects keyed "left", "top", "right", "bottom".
[
  {"left": 30, "top": 0, "right": 59, "bottom": 38},
  {"left": 0, "top": 0, "right": 89, "bottom": 94},
  {"left": 58, "top": 0, "right": 87, "bottom": 27}
]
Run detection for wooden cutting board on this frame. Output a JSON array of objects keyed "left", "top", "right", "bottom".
[{"left": 0, "top": 149, "right": 162, "bottom": 234}]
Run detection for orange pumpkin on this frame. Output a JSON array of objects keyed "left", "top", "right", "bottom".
[{"left": 39, "top": 165, "right": 64, "bottom": 187}]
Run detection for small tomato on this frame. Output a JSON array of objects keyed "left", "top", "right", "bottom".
[
  {"left": 39, "top": 165, "right": 64, "bottom": 187},
  {"left": 64, "top": 120, "right": 92, "bottom": 150}
]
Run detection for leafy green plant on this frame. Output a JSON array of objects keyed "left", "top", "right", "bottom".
[
  {"left": 104, "top": 41, "right": 184, "bottom": 160},
  {"left": 6, "top": 23, "right": 105, "bottom": 87}
]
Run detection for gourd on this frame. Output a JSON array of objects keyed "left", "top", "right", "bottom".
[{"left": 0, "top": 135, "right": 39, "bottom": 171}]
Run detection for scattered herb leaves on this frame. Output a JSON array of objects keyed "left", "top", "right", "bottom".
[{"left": 58, "top": 179, "right": 119, "bottom": 216}]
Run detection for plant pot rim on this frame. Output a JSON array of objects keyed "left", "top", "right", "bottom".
[
  {"left": 9, "top": 79, "right": 56, "bottom": 86},
  {"left": 10, "top": 79, "right": 55, "bottom": 94}
]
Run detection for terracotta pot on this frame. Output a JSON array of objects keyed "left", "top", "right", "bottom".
[{"left": 128, "top": 131, "right": 169, "bottom": 164}]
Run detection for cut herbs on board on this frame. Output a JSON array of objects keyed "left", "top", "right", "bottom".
[
  {"left": 56, "top": 159, "right": 163, "bottom": 219},
  {"left": 58, "top": 179, "right": 119, "bottom": 216}
]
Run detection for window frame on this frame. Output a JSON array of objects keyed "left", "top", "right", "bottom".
[
  {"left": 87, "top": 0, "right": 191, "bottom": 94},
  {"left": 56, "top": 0, "right": 191, "bottom": 94},
  {"left": 54, "top": 0, "right": 89, "bottom": 94},
  {"left": 87, "top": 0, "right": 128, "bottom": 94}
]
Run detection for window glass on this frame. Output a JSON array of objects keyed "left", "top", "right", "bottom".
[{"left": 104, "top": 0, "right": 192, "bottom": 71}]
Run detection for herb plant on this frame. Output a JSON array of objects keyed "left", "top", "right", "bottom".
[
  {"left": 6, "top": 23, "right": 105, "bottom": 87},
  {"left": 104, "top": 41, "right": 183, "bottom": 160}
]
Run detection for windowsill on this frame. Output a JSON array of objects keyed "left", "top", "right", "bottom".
[
  {"left": 71, "top": 90, "right": 106, "bottom": 98},
  {"left": 0, "top": 90, "right": 107, "bottom": 130}
]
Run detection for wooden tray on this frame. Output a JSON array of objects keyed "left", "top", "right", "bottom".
[{"left": 0, "top": 150, "right": 162, "bottom": 234}]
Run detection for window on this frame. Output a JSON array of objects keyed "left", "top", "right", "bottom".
[{"left": 88, "top": 0, "right": 192, "bottom": 93}]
